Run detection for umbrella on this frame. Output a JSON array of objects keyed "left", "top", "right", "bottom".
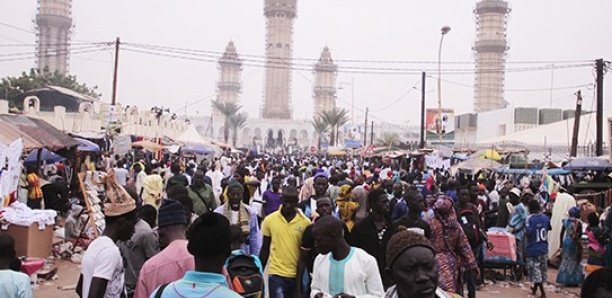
[
  {"left": 24, "top": 148, "right": 65, "bottom": 164},
  {"left": 182, "top": 143, "right": 214, "bottom": 155},
  {"left": 132, "top": 140, "right": 164, "bottom": 151},
  {"left": 435, "top": 145, "right": 453, "bottom": 158},
  {"left": 450, "top": 158, "right": 502, "bottom": 175},
  {"left": 563, "top": 157, "right": 612, "bottom": 171},
  {"left": 480, "top": 149, "right": 502, "bottom": 161},
  {"left": 74, "top": 138, "right": 100, "bottom": 152}
]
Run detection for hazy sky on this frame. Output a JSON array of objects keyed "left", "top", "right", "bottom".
[{"left": 1, "top": 0, "right": 610, "bottom": 126}]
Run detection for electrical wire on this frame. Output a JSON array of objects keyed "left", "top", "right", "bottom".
[
  {"left": 123, "top": 42, "right": 593, "bottom": 66},
  {"left": 370, "top": 79, "right": 421, "bottom": 112},
  {"left": 121, "top": 44, "right": 593, "bottom": 76}
]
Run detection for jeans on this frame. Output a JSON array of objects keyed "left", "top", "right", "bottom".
[
  {"left": 463, "top": 269, "right": 477, "bottom": 298},
  {"left": 269, "top": 275, "right": 297, "bottom": 298}
]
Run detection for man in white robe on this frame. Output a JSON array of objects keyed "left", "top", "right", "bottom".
[{"left": 310, "top": 216, "right": 384, "bottom": 298}]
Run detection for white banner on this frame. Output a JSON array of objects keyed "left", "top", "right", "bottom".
[
  {"left": 113, "top": 135, "right": 132, "bottom": 156},
  {"left": 0, "top": 138, "right": 23, "bottom": 202}
]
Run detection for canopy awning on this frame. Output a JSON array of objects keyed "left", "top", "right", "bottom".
[{"left": 0, "top": 114, "right": 78, "bottom": 151}]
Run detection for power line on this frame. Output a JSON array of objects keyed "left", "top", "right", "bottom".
[
  {"left": 0, "top": 44, "right": 110, "bottom": 57},
  {"left": 0, "top": 47, "right": 110, "bottom": 62},
  {"left": 370, "top": 79, "right": 421, "bottom": 112},
  {"left": 121, "top": 44, "right": 593, "bottom": 76},
  {"left": 123, "top": 41, "right": 593, "bottom": 66},
  {"left": 434, "top": 77, "right": 594, "bottom": 92}
]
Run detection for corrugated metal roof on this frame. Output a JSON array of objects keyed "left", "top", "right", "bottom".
[
  {"left": 0, "top": 121, "right": 42, "bottom": 149},
  {"left": 0, "top": 114, "right": 78, "bottom": 151}
]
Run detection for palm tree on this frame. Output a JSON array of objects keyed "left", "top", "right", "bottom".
[
  {"left": 229, "top": 112, "right": 248, "bottom": 147},
  {"left": 319, "top": 108, "right": 349, "bottom": 146},
  {"left": 377, "top": 132, "right": 400, "bottom": 150},
  {"left": 212, "top": 99, "right": 241, "bottom": 143},
  {"left": 310, "top": 116, "right": 330, "bottom": 150}
]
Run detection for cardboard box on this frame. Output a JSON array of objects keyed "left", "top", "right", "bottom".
[{"left": 1, "top": 223, "right": 53, "bottom": 258}]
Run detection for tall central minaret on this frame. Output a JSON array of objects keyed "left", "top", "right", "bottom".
[
  {"left": 261, "top": 0, "right": 297, "bottom": 119},
  {"left": 473, "top": 0, "right": 510, "bottom": 112},
  {"left": 35, "top": 0, "right": 73, "bottom": 74}
]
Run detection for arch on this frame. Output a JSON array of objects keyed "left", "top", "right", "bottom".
[
  {"left": 265, "top": 129, "right": 275, "bottom": 148},
  {"left": 78, "top": 102, "right": 93, "bottom": 113},
  {"left": 254, "top": 127, "right": 262, "bottom": 139},
  {"left": 276, "top": 129, "right": 285, "bottom": 147},
  {"left": 240, "top": 127, "right": 251, "bottom": 147},
  {"left": 23, "top": 96, "right": 40, "bottom": 113},
  {"left": 217, "top": 127, "right": 225, "bottom": 141}
]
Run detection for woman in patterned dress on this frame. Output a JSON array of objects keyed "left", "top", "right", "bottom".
[{"left": 427, "top": 195, "right": 479, "bottom": 294}]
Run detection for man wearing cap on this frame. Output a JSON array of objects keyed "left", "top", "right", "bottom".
[
  {"left": 151, "top": 212, "right": 242, "bottom": 298},
  {"left": 385, "top": 230, "right": 461, "bottom": 298},
  {"left": 134, "top": 200, "right": 194, "bottom": 298},
  {"left": 260, "top": 185, "right": 311, "bottom": 298},
  {"left": 214, "top": 181, "right": 261, "bottom": 256},
  {"left": 77, "top": 184, "right": 138, "bottom": 298}
]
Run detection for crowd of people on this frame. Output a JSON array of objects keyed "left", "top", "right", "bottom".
[{"left": 1, "top": 149, "right": 612, "bottom": 298}]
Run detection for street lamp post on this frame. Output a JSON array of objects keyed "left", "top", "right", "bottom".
[{"left": 437, "top": 25, "right": 451, "bottom": 144}]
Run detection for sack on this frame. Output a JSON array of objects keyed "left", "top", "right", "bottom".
[
  {"left": 459, "top": 208, "right": 481, "bottom": 249},
  {"left": 549, "top": 248, "right": 562, "bottom": 268},
  {"left": 225, "top": 254, "right": 264, "bottom": 298}
]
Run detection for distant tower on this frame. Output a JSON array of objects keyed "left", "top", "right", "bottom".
[
  {"left": 473, "top": 0, "right": 510, "bottom": 112},
  {"left": 35, "top": 0, "right": 73, "bottom": 74},
  {"left": 312, "top": 47, "right": 337, "bottom": 116},
  {"left": 261, "top": 0, "right": 297, "bottom": 119},
  {"left": 214, "top": 41, "right": 242, "bottom": 120}
]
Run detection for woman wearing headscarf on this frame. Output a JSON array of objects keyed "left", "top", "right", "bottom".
[
  {"left": 336, "top": 184, "right": 359, "bottom": 231},
  {"left": 428, "top": 195, "right": 478, "bottom": 295},
  {"left": 556, "top": 206, "right": 584, "bottom": 286}
]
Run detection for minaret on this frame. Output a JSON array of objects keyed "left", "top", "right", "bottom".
[
  {"left": 312, "top": 47, "right": 337, "bottom": 116},
  {"left": 261, "top": 0, "right": 297, "bottom": 119},
  {"left": 473, "top": 0, "right": 510, "bottom": 112},
  {"left": 214, "top": 41, "right": 242, "bottom": 120},
  {"left": 35, "top": 0, "right": 73, "bottom": 74}
]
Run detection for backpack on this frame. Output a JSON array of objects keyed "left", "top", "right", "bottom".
[
  {"left": 459, "top": 207, "right": 481, "bottom": 249},
  {"left": 224, "top": 254, "right": 264, "bottom": 298}
]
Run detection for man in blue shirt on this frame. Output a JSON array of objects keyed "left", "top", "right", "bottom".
[
  {"left": 151, "top": 212, "right": 242, "bottom": 298},
  {"left": 524, "top": 199, "right": 551, "bottom": 298}
]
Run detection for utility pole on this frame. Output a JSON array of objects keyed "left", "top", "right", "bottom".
[
  {"left": 595, "top": 59, "right": 605, "bottom": 156},
  {"left": 370, "top": 121, "right": 374, "bottom": 146},
  {"left": 363, "top": 107, "right": 368, "bottom": 147},
  {"left": 111, "top": 37, "right": 120, "bottom": 106},
  {"left": 420, "top": 71, "right": 426, "bottom": 149},
  {"left": 570, "top": 90, "right": 582, "bottom": 157}
]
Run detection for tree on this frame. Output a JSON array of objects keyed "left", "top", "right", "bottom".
[
  {"left": 0, "top": 68, "right": 101, "bottom": 109},
  {"left": 310, "top": 116, "right": 330, "bottom": 150},
  {"left": 377, "top": 132, "right": 400, "bottom": 150},
  {"left": 319, "top": 108, "right": 349, "bottom": 147},
  {"left": 212, "top": 99, "right": 242, "bottom": 144},
  {"left": 229, "top": 112, "right": 248, "bottom": 147}
]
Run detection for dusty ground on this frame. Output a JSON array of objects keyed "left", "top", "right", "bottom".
[{"left": 34, "top": 259, "right": 582, "bottom": 298}]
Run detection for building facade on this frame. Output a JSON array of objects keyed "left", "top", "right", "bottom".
[
  {"left": 36, "top": 0, "right": 73, "bottom": 74},
  {"left": 473, "top": 0, "right": 510, "bottom": 112},
  {"left": 312, "top": 47, "right": 337, "bottom": 116},
  {"left": 261, "top": 0, "right": 297, "bottom": 119}
]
